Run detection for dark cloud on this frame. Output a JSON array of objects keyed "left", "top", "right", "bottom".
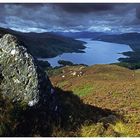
[
  {"left": 136, "top": 5, "right": 140, "bottom": 19},
  {"left": 54, "top": 3, "right": 114, "bottom": 13},
  {"left": 0, "top": 3, "right": 140, "bottom": 33}
]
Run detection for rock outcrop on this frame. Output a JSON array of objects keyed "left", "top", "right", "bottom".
[{"left": 0, "top": 34, "right": 52, "bottom": 106}]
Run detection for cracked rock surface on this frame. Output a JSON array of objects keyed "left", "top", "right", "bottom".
[{"left": 0, "top": 34, "right": 52, "bottom": 106}]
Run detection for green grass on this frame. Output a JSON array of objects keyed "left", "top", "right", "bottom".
[{"left": 72, "top": 84, "right": 94, "bottom": 97}]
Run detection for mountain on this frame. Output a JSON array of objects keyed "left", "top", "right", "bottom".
[
  {"left": 92, "top": 32, "right": 140, "bottom": 48},
  {"left": 53, "top": 31, "right": 109, "bottom": 39},
  {"left": 0, "top": 27, "right": 85, "bottom": 58}
]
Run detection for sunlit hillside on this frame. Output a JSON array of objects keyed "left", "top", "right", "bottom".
[{"left": 49, "top": 64, "right": 140, "bottom": 136}]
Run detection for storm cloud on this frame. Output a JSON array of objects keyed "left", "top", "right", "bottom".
[
  {"left": 55, "top": 3, "right": 114, "bottom": 13},
  {"left": 0, "top": 3, "right": 140, "bottom": 33}
]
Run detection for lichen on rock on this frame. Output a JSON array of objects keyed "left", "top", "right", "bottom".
[{"left": 0, "top": 34, "right": 52, "bottom": 106}]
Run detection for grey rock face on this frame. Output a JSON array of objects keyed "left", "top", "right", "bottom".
[{"left": 0, "top": 34, "right": 52, "bottom": 106}]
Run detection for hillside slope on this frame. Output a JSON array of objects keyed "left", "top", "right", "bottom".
[
  {"left": 49, "top": 64, "right": 140, "bottom": 136},
  {"left": 0, "top": 27, "right": 85, "bottom": 58}
]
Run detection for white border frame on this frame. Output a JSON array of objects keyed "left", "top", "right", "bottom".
[{"left": 0, "top": 0, "right": 140, "bottom": 3}]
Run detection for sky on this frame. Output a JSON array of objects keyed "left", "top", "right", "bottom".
[{"left": 0, "top": 3, "right": 140, "bottom": 33}]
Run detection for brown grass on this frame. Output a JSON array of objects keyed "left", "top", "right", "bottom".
[{"left": 50, "top": 64, "right": 140, "bottom": 136}]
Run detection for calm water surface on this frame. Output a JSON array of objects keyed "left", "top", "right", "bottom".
[{"left": 38, "top": 39, "right": 133, "bottom": 67}]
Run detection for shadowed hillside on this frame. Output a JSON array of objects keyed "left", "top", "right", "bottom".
[{"left": 0, "top": 86, "right": 122, "bottom": 137}]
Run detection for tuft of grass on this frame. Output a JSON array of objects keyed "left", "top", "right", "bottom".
[
  {"left": 80, "top": 120, "right": 139, "bottom": 137},
  {"left": 111, "top": 121, "right": 129, "bottom": 136},
  {"left": 80, "top": 123, "right": 105, "bottom": 137},
  {"left": 110, "top": 121, "right": 139, "bottom": 137}
]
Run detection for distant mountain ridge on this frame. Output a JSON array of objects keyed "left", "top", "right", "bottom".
[
  {"left": 53, "top": 31, "right": 109, "bottom": 38},
  {"left": 0, "top": 27, "right": 85, "bottom": 58},
  {"left": 92, "top": 32, "right": 140, "bottom": 45}
]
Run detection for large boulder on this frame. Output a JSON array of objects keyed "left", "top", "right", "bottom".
[{"left": 0, "top": 34, "right": 52, "bottom": 106}]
